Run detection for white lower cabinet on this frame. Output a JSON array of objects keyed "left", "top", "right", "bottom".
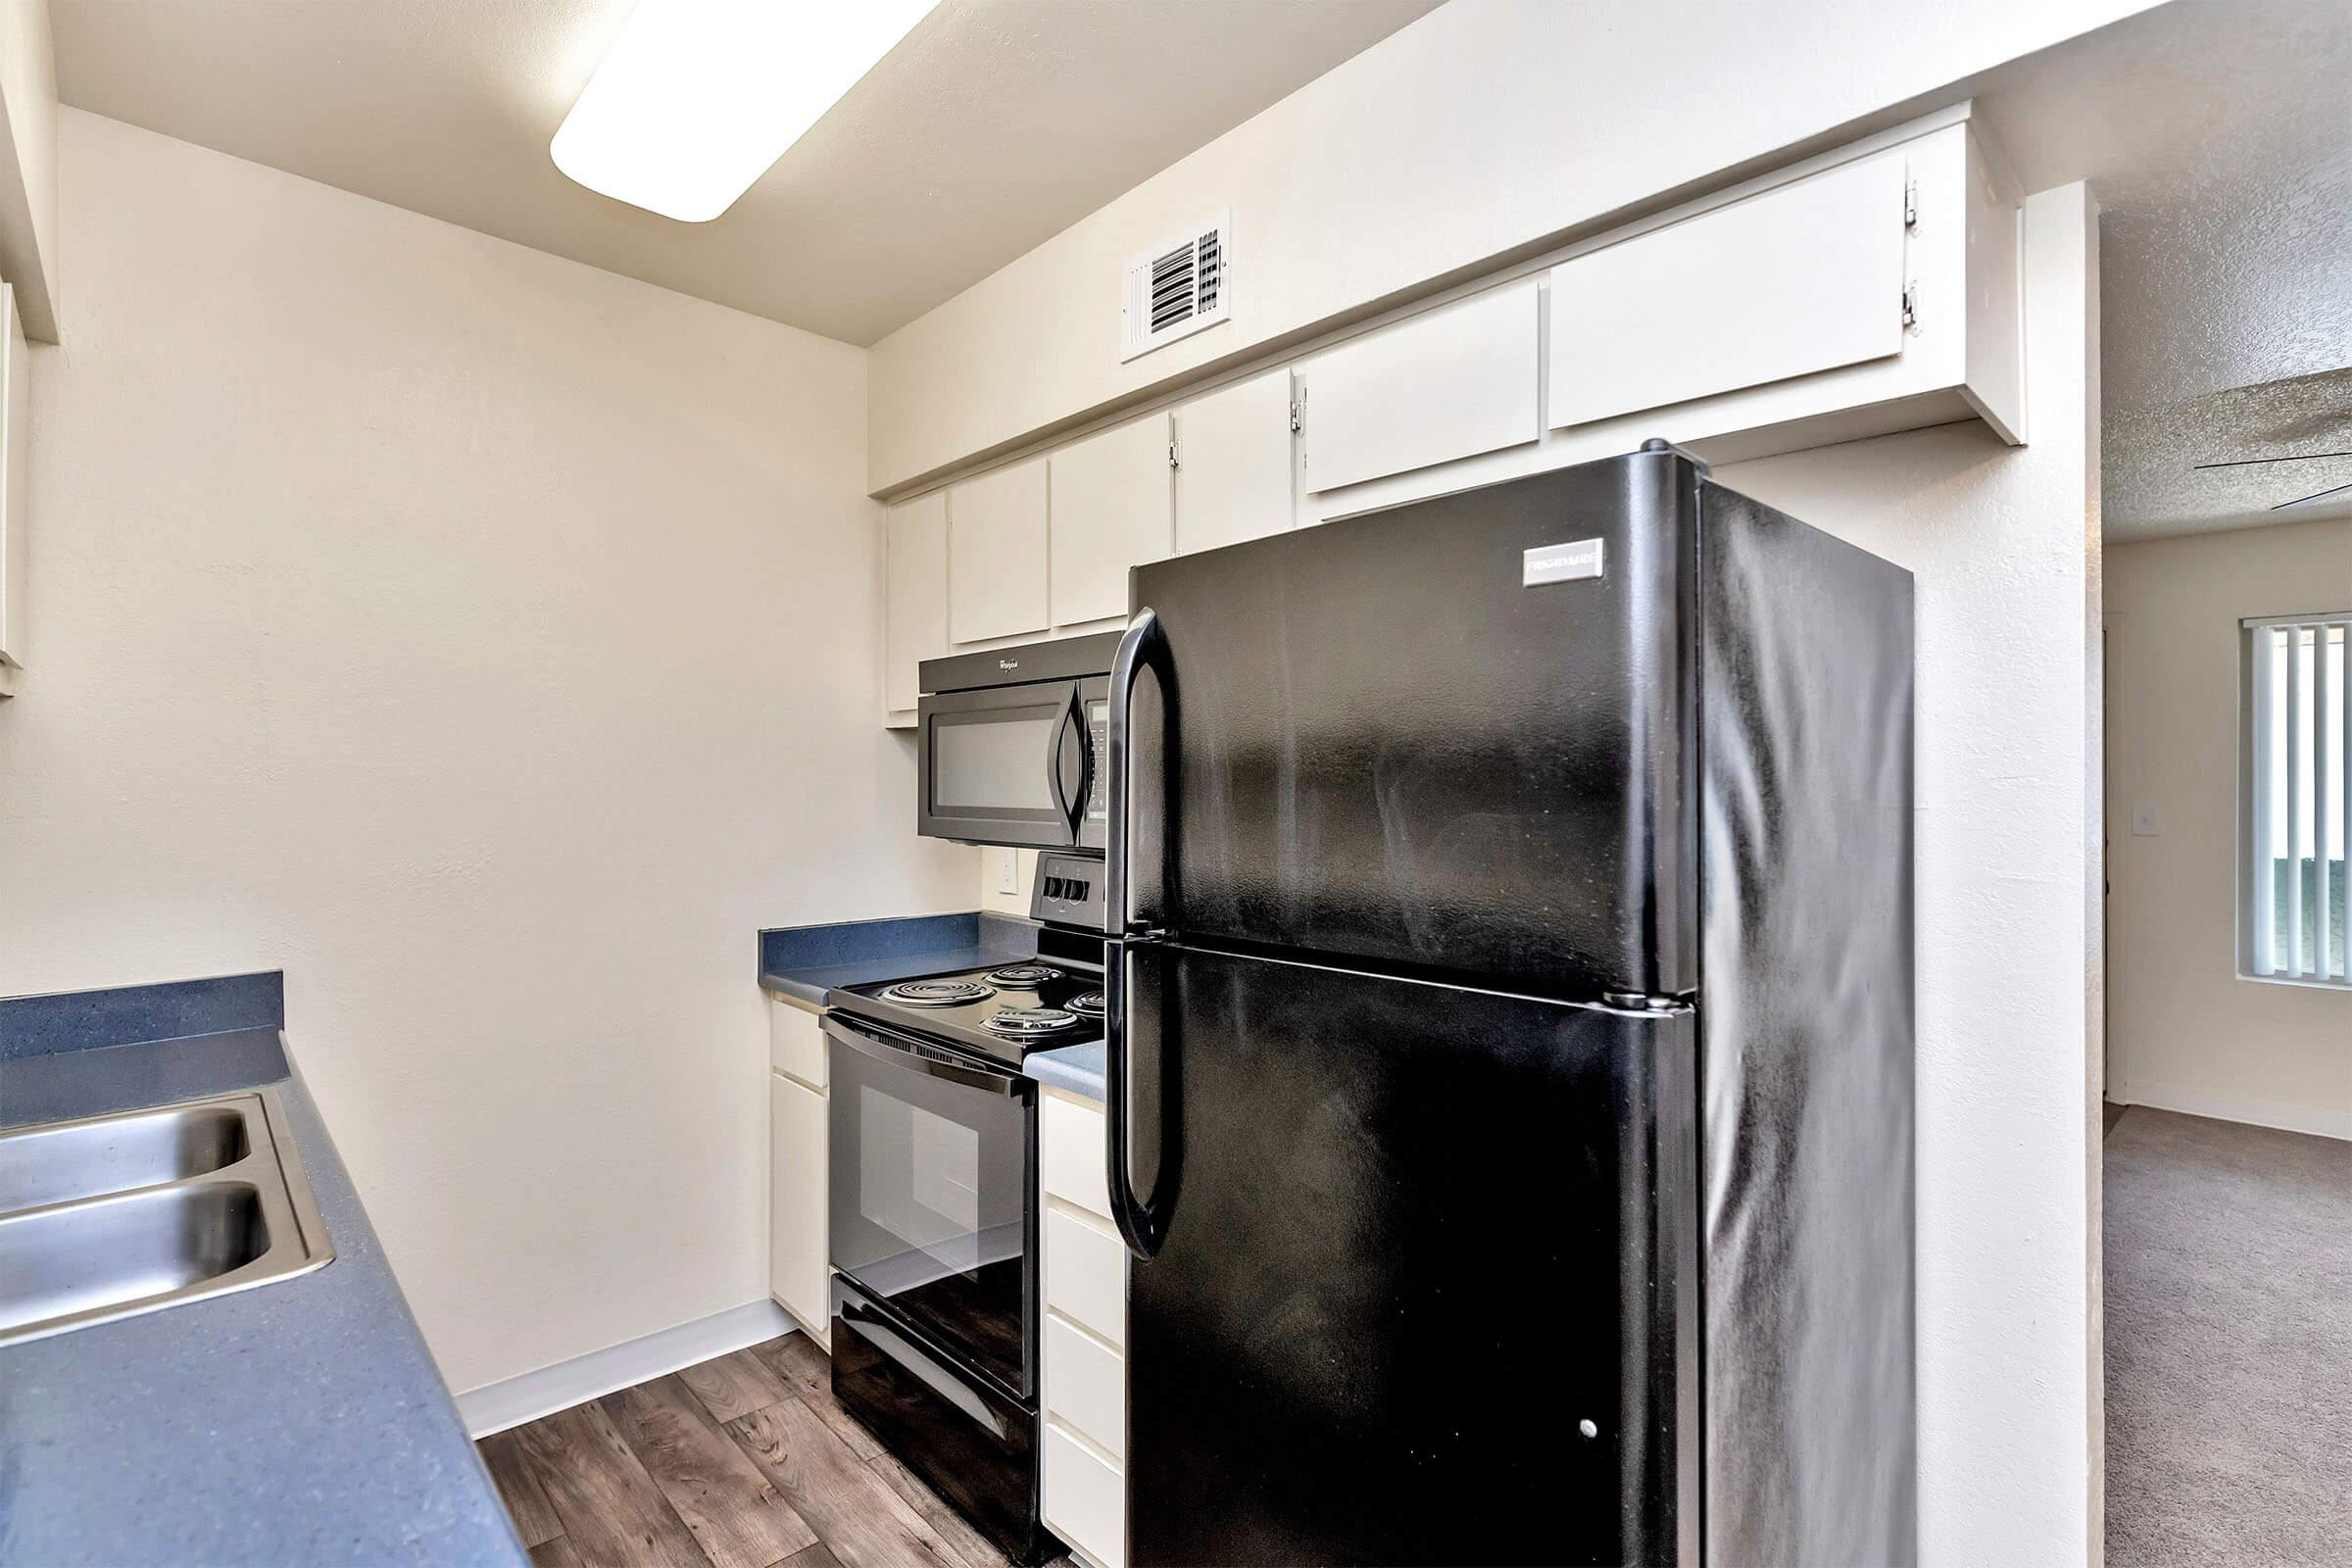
[
  {"left": 1039, "top": 1087, "right": 1128, "bottom": 1568},
  {"left": 1044, "top": 1423, "right": 1127, "bottom": 1568},
  {"left": 767, "top": 999, "right": 829, "bottom": 1345}
]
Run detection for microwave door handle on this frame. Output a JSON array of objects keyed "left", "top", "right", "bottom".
[
  {"left": 1045, "top": 687, "right": 1087, "bottom": 842},
  {"left": 1044, "top": 689, "right": 1075, "bottom": 839}
]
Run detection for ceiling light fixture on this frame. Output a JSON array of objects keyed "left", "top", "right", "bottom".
[{"left": 552, "top": 0, "right": 934, "bottom": 223}]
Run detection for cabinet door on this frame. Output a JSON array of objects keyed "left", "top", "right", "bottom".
[
  {"left": 884, "top": 492, "right": 948, "bottom": 716},
  {"left": 1051, "top": 415, "right": 1171, "bottom": 627},
  {"left": 949, "top": 458, "right": 1050, "bottom": 643},
  {"left": 0, "top": 284, "right": 26, "bottom": 676},
  {"left": 1548, "top": 148, "right": 1907, "bottom": 430},
  {"left": 769, "top": 1071, "right": 828, "bottom": 1337},
  {"left": 1174, "top": 368, "right": 1293, "bottom": 555},
  {"left": 1298, "top": 277, "right": 1539, "bottom": 495}
]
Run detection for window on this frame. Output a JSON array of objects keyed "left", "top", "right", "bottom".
[{"left": 2241, "top": 614, "right": 2350, "bottom": 985}]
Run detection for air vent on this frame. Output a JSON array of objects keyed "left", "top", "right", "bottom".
[{"left": 1121, "top": 211, "right": 1232, "bottom": 362}]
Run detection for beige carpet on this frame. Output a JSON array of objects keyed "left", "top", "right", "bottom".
[{"left": 2104, "top": 1107, "right": 2352, "bottom": 1566}]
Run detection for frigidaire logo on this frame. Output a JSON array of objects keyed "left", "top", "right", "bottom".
[{"left": 999, "top": 659, "right": 1019, "bottom": 670}]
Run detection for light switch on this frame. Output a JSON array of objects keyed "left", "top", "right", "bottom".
[
  {"left": 995, "top": 849, "right": 1020, "bottom": 896},
  {"left": 2130, "top": 805, "right": 2159, "bottom": 837}
]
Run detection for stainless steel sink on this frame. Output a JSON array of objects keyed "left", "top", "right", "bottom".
[
  {"left": 0, "top": 1091, "right": 333, "bottom": 1348},
  {"left": 0, "top": 1102, "right": 250, "bottom": 1211}
]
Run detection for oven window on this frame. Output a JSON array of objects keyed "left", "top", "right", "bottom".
[
  {"left": 830, "top": 1034, "right": 1033, "bottom": 1395},
  {"left": 933, "top": 708, "right": 1059, "bottom": 816}
]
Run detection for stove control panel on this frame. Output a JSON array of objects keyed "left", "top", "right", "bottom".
[{"left": 1031, "top": 850, "right": 1107, "bottom": 934}]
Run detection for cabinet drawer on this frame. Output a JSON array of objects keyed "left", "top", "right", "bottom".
[
  {"left": 1045, "top": 1312, "right": 1125, "bottom": 1462},
  {"left": 768, "top": 999, "right": 825, "bottom": 1089},
  {"left": 1043, "top": 1205, "right": 1126, "bottom": 1349},
  {"left": 1040, "top": 1090, "right": 1110, "bottom": 1219},
  {"left": 1043, "top": 1421, "right": 1126, "bottom": 1568}
]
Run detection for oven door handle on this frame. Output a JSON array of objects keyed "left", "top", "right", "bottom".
[{"left": 823, "top": 1013, "right": 1022, "bottom": 1097}]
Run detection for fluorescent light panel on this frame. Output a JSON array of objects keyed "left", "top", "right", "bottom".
[{"left": 553, "top": 0, "right": 932, "bottom": 223}]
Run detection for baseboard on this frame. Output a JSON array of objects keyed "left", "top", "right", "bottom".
[
  {"left": 2112, "top": 1080, "right": 2352, "bottom": 1143},
  {"left": 457, "top": 1298, "right": 797, "bottom": 1439}
]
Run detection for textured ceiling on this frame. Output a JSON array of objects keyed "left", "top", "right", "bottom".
[
  {"left": 2104, "top": 368, "right": 2352, "bottom": 541},
  {"left": 1973, "top": 0, "right": 2351, "bottom": 540},
  {"left": 51, "top": 0, "right": 1440, "bottom": 346}
]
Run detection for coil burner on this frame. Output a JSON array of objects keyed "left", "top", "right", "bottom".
[
  {"left": 877, "top": 979, "right": 996, "bottom": 1007},
  {"left": 981, "top": 1007, "right": 1079, "bottom": 1037},
  {"left": 985, "top": 964, "right": 1064, "bottom": 988}
]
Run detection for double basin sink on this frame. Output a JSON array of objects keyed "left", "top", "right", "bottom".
[{"left": 0, "top": 1090, "right": 334, "bottom": 1348}]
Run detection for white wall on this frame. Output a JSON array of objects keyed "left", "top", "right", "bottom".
[
  {"left": 0, "top": 110, "right": 973, "bottom": 1394},
  {"left": 866, "top": 0, "right": 2153, "bottom": 491},
  {"left": 2104, "top": 517, "right": 2352, "bottom": 1138},
  {"left": 1714, "top": 183, "right": 2103, "bottom": 1566}
]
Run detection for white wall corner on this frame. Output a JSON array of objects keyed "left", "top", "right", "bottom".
[
  {"left": 0, "top": 0, "right": 59, "bottom": 340},
  {"left": 455, "top": 1298, "right": 796, "bottom": 1438}
]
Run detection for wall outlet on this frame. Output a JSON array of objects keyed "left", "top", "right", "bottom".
[
  {"left": 2130, "top": 805, "right": 2159, "bottom": 837},
  {"left": 995, "top": 850, "right": 1020, "bottom": 896}
]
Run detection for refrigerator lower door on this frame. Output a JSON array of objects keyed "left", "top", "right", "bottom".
[{"left": 1119, "top": 943, "right": 1698, "bottom": 1566}]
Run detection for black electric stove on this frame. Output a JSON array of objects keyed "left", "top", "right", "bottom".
[
  {"left": 817, "top": 852, "right": 1110, "bottom": 1568},
  {"left": 826, "top": 956, "right": 1104, "bottom": 1068}
]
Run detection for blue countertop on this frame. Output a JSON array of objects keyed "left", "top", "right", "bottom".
[
  {"left": 1024, "top": 1041, "right": 1105, "bottom": 1102},
  {"left": 758, "top": 913, "right": 1104, "bottom": 1101},
  {"left": 758, "top": 910, "right": 1034, "bottom": 1008},
  {"left": 0, "top": 975, "right": 527, "bottom": 1568}
]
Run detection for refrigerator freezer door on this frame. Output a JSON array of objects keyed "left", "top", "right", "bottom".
[
  {"left": 1119, "top": 942, "right": 1697, "bottom": 1566},
  {"left": 1124, "top": 449, "right": 1699, "bottom": 1002}
]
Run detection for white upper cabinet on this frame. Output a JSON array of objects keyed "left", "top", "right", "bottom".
[
  {"left": 0, "top": 285, "right": 28, "bottom": 689},
  {"left": 1297, "top": 277, "right": 1540, "bottom": 496},
  {"left": 1050, "top": 415, "right": 1171, "bottom": 627},
  {"left": 1174, "top": 368, "right": 1294, "bottom": 556},
  {"left": 883, "top": 491, "right": 948, "bottom": 719},
  {"left": 948, "top": 457, "right": 1051, "bottom": 644},
  {"left": 1549, "top": 149, "right": 1908, "bottom": 429},
  {"left": 1543, "top": 118, "right": 2022, "bottom": 464}
]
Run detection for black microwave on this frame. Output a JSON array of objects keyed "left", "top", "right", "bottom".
[{"left": 916, "top": 631, "right": 1122, "bottom": 851}]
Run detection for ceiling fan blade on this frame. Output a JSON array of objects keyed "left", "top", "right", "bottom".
[
  {"left": 2193, "top": 450, "right": 2352, "bottom": 469},
  {"left": 2271, "top": 479, "right": 2352, "bottom": 512}
]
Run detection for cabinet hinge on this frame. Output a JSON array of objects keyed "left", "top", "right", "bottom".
[
  {"left": 1901, "top": 280, "right": 1918, "bottom": 329},
  {"left": 1903, "top": 177, "right": 1918, "bottom": 230},
  {"left": 1168, "top": 438, "right": 1180, "bottom": 469},
  {"left": 1288, "top": 399, "right": 1302, "bottom": 434}
]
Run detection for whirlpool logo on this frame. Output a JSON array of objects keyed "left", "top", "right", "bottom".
[{"left": 998, "top": 659, "right": 1020, "bottom": 670}]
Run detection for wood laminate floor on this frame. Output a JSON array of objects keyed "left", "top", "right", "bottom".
[{"left": 479, "top": 1334, "right": 1070, "bottom": 1568}]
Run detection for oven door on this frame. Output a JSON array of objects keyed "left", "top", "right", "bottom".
[
  {"left": 917, "top": 680, "right": 1103, "bottom": 850},
  {"left": 825, "top": 1013, "right": 1037, "bottom": 1397}
]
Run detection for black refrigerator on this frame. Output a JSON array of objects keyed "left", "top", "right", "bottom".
[{"left": 1100, "top": 444, "right": 1915, "bottom": 1567}]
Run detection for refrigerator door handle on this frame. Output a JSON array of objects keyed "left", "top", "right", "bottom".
[
  {"left": 1103, "top": 937, "right": 1176, "bottom": 1259},
  {"left": 1105, "top": 605, "right": 1171, "bottom": 940}
]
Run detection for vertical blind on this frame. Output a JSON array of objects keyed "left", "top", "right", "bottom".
[{"left": 2244, "top": 614, "right": 2350, "bottom": 984}]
